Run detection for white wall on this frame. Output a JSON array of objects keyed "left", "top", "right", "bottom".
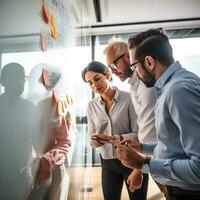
[{"left": 0, "top": 0, "right": 41, "bottom": 37}]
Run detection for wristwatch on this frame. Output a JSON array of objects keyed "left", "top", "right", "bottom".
[{"left": 142, "top": 156, "right": 151, "bottom": 173}]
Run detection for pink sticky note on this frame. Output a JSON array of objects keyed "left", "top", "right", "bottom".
[{"left": 41, "top": 33, "right": 47, "bottom": 51}]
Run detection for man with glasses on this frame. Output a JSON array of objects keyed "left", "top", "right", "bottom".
[
  {"left": 116, "top": 29, "right": 200, "bottom": 200},
  {"left": 103, "top": 30, "right": 160, "bottom": 199}
]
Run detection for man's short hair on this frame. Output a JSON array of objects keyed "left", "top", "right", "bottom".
[
  {"left": 135, "top": 34, "right": 174, "bottom": 67},
  {"left": 103, "top": 38, "right": 128, "bottom": 57},
  {"left": 128, "top": 28, "right": 165, "bottom": 49}
]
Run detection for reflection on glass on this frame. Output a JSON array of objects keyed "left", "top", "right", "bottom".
[
  {"left": 0, "top": 62, "right": 36, "bottom": 200},
  {"left": 27, "top": 64, "right": 71, "bottom": 200}
]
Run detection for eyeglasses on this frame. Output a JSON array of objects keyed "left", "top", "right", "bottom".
[
  {"left": 108, "top": 53, "right": 125, "bottom": 70},
  {"left": 130, "top": 61, "right": 140, "bottom": 72}
]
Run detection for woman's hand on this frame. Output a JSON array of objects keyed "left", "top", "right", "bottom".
[
  {"left": 90, "top": 134, "right": 116, "bottom": 147},
  {"left": 127, "top": 169, "right": 143, "bottom": 192}
]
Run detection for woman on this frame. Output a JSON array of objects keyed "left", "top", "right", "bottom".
[{"left": 82, "top": 61, "right": 146, "bottom": 200}]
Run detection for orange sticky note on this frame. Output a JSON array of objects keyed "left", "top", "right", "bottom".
[
  {"left": 52, "top": 90, "right": 60, "bottom": 103},
  {"left": 42, "top": 69, "right": 50, "bottom": 86},
  {"left": 41, "top": 33, "right": 47, "bottom": 51},
  {"left": 42, "top": 4, "right": 51, "bottom": 24}
]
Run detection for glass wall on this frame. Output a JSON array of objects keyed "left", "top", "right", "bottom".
[{"left": 0, "top": 0, "right": 92, "bottom": 199}]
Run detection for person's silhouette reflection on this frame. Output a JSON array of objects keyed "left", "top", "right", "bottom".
[
  {"left": 27, "top": 64, "right": 71, "bottom": 200},
  {"left": 0, "top": 63, "right": 36, "bottom": 200}
]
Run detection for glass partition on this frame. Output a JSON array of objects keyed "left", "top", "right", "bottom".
[{"left": 0, "top": 0, "right": 92, "bottom": 199}]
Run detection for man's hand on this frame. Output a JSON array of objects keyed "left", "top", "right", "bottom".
[
  {"left": 120, "top": 139, "right": 143, "bottom": 153},
  {"left": 127, "top": 169, "right": 143, "bottom": 192},
  {"left": 35, "top": 157, "right": 51, "bottom": 186},
  {"left": 116, "top": 143, "right": 145, "bottom": 169}
]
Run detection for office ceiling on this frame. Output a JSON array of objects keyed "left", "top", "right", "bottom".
[{"left": 71, "top": 0, "right": 200, "bottom": 35}]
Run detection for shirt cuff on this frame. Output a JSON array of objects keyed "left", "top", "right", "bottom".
[
  {"left": 142, "top": 143, "right": 156, "bottom": 155},
  {"left": 149, "top": 159, "right": 169, "bottom": 176},
  {"left": 142, "top": 156, "right": 151, "bottom": 173}
]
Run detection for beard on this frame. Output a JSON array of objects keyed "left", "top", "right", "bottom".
[
  {"left": 119, "top": 61, "right": 133, "bottom": 81},
  {"left": 138, "top": 63, "right": 156, "bottom": 88},
  {"left": 120, "top": 70, "right": 132, "bottom": 81}
]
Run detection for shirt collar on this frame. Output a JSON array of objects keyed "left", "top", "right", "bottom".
[
  {"left": 98, "top": 86, "right": 120, "bottom": 104},
  {"left": 128, "top": 74, "right": 138, "bottom": 85},
  {"left": 154, "top": 61, "right": 182, "bottom": 94}
]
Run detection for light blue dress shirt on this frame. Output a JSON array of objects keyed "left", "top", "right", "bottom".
[{"left": 143, "top": 61, "right": 200, "bottom": 191}]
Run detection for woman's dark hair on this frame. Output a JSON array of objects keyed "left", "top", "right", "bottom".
[{"left": 82, "top": 61, "right": 107, "bottom": 82}]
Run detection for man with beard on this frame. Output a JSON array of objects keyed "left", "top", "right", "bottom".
[{"left": 116, "top": 29, "right": 200, "bottom": 200}]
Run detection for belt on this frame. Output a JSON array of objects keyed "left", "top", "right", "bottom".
[{"left": 155, "top": 181, "right": 200, "bottom": 196}]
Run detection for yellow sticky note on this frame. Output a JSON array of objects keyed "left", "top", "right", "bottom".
[
  {"left": 57, "top": 101, "right": 63, "bottom": 115},
  {"left": 51, "top": 15, "right": 58, "bottom": 40}
]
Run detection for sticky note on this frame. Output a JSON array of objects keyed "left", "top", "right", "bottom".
[
  {"left": 42, "top": 4, "right": 51, "bottom": 24},
  {"left": 52, "top": 90, "right": 60, "bottom": 103},
  {"left": 57, "top": 101, "right": 63, "bottom": 115},
  {"left": 51, "top": 14, "right": 58, "bottom": 40},
  {"left": 41, "top": 33, "right": 47, "bottom": 51},
  {"left": 42, "top": 69, "right": 50, "bottom": 86}
]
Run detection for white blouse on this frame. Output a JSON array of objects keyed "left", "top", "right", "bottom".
[{"left": 87, "top": 87, "right": 138, "bottom": 159}]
